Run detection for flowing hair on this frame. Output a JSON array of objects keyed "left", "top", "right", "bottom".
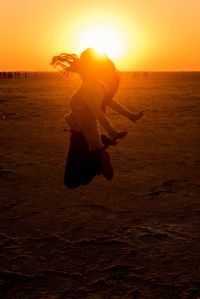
[{"left": 50, "top": 53, "right": 79, "bottom": 75}]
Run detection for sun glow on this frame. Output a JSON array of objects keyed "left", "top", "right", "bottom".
[
  {"left": 66, "top": 12, "right": 143, "bottom": 70},
  {"left": 78, "top": 24, "right": 124, "bottom": 60}
]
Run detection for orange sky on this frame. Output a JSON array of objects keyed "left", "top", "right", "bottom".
[{"left": 0, "top": 0, "right": 200, "bottom": 71}]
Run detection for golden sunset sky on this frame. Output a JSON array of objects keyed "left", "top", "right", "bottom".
[{"left": 0, "top": 0, "right": 200, "bottom": 71}]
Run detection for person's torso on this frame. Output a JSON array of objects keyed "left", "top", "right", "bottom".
[
  {"left": 67, "top": 80, "right": 107, "bottom": 150},
  {"left": 70, "top": 80, "right": 106, "bottom": 123}
]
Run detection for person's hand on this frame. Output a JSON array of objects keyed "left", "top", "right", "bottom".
[
  {"left": 129, "top": 111, "right": 144, "bottom": 122},
  {"left": 101, "top": 134, "right": 117, "bottom": 146},
  {"left": 113, "top": 130, "right": 128, "bottom": 140}
]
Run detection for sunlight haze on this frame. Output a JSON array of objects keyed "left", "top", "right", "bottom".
[{"left": 0, "top": 0, "right": 200, "bottom": 71}]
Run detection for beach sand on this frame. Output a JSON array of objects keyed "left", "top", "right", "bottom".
[{"left": 0, "top": 72, "right": 200, "bottom": 298}]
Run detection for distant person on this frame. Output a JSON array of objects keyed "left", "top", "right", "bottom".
[
  {"left": 8, "top": 72, "right": 13, "bottom": 79},
  {"left": 50, "top": 48, "right": 143, "bottom": 188},
  {"left": 3, "top": 72, "right": 7, "bottom": 79}
]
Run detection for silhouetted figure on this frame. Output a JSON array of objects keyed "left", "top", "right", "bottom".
[
  {"left": 133, "top": 72, "right": 139, "bottom": 78},
  {"left": 3, "top": 72, "right": 7, "bottom": 79},
  {"left": 50, "top": 48, "right": 144, "bottom": 188},
  {"left": 8, "top": 72, "right": 13, "bottom": 79}
]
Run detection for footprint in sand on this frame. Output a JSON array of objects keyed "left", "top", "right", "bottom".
[{"left": 148, "top": 179, "right": 180, "bottom": 199}]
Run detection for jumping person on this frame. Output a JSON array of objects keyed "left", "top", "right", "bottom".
[{"left": 50, "top": 48, "right": 143, "bottom": 188}]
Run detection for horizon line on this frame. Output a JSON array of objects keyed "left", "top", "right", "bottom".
[{"left": 1, "top": 70, "right": 200, "bottom": 73}]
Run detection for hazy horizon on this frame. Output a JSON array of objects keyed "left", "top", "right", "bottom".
[{"left": 1, "top": 70, "right": 200, "bottom": 73}]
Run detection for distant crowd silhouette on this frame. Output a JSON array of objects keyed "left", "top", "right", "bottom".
[
  {"left": 0, "top": 71, "right": 150, "bottom": 80},
  {"left": 0, "top": 72, "right": 31, "bottom": 79},
  {"left": 132, "top": 71, "right": 148, "bottom": 78}
]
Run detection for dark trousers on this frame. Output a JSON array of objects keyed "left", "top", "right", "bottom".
[{"left": 64, "top": 131, "right": 113, "bottom": 189}]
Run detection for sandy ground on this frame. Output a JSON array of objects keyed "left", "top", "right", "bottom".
[{"left": 0, "top": 72, "right": 200, "bottom": 299}]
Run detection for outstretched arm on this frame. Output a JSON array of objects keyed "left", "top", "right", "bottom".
[
  {"left": 108, "top": 99, "right": 144, "bottom": 122},
  {"left": 108, "top": 99, "right": 131, "bottom": 118}
]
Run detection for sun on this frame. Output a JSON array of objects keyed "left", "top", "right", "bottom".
[{"left": 78, "top": 24, "right": 124, "bottom": 60}]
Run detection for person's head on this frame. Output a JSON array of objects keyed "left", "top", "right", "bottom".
[{"left": 51, "top": 48, "right": 120, "bottom": 98}]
